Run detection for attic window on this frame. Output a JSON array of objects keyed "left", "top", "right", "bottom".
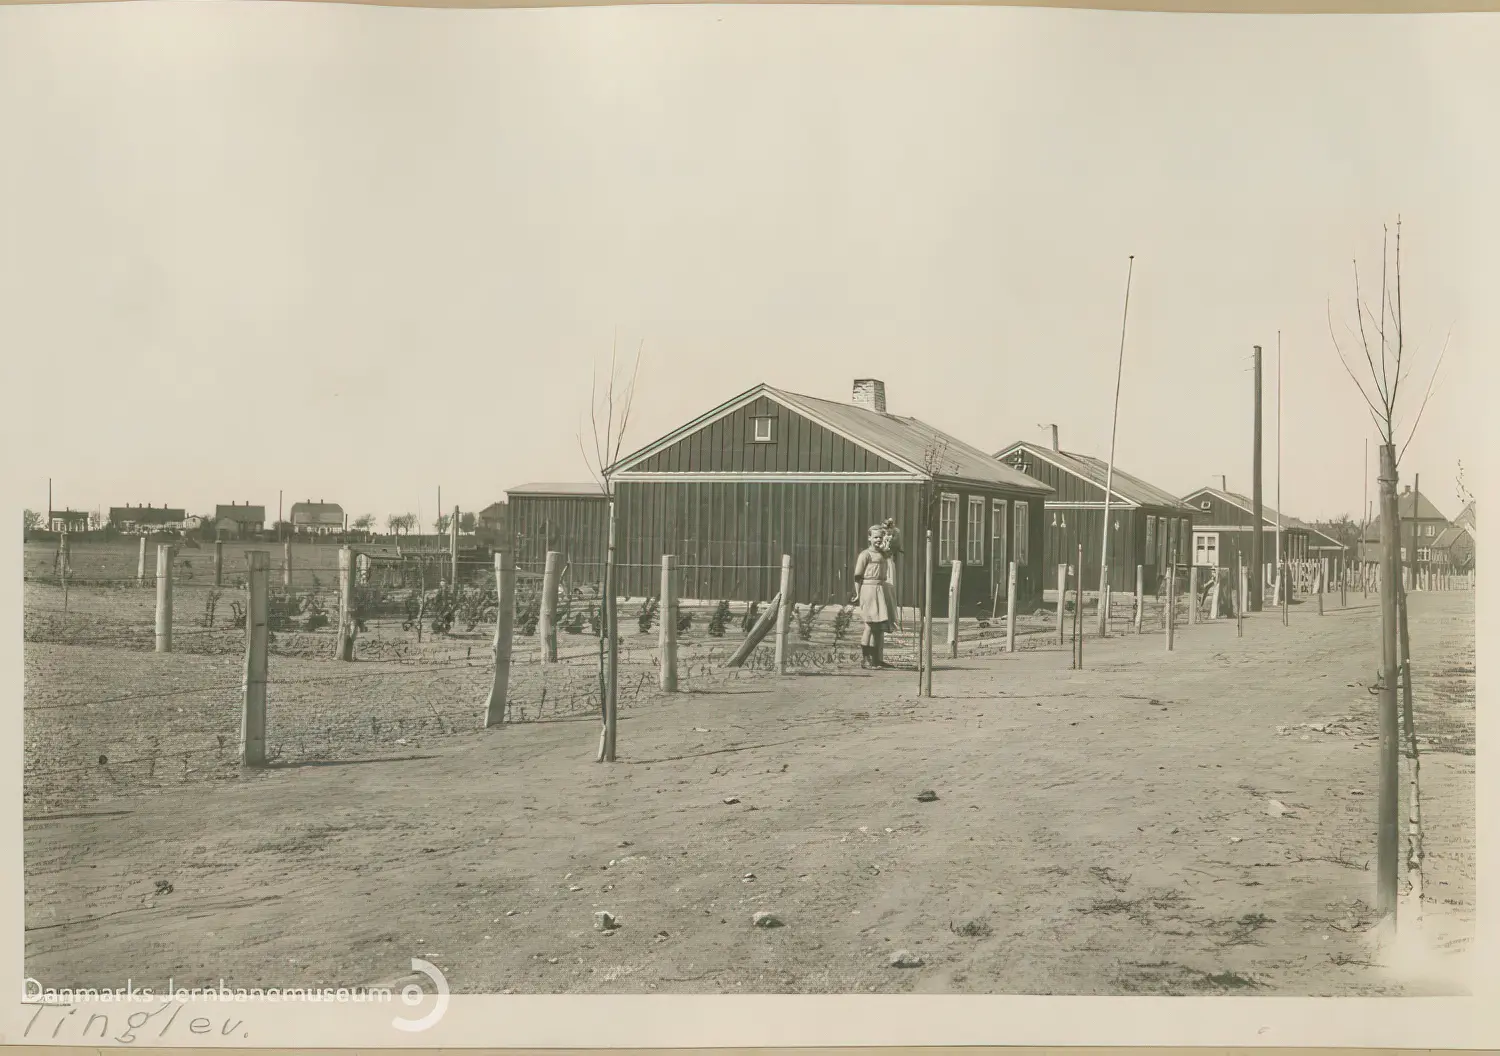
[
  {"left": 751, "top": 416, "right": 775, "bottom": 443},
  {"left": 1200, "top": 500, "right": 1211, "bottom": 510}
]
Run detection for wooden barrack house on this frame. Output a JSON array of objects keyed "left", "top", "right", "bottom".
[
  {"left": 1182, "top": 484, "right": 1342, "bottom": 582},
  {"left": 994, "top": 431, "right": 1198, "bottom": 594},
  {"left": 604, "top": 379, "right": 1054, "bottom": 614},
  {"left": 505, "top": 482, "right": 610, "bottom": 580}
]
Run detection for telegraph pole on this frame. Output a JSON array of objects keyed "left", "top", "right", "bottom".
[
  {"left": 1250, "top": 346, "right": 1264, "bottom": 611},
  {"left": 1097, "top": 255, "right": 1135, "bottom": 637}
]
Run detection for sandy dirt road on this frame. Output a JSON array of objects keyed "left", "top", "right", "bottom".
[{"left": 24, "top": 591, "right": 1473, "bottom": 996}]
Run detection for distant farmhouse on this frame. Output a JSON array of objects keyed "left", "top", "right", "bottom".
[
  {"left": 475, "top": 501, "right": 510, "bottom": 543},
  {"left": 109, "top": 504, "right": 186, "bottom": 533},
  {"left": 215, "top": 502, "right": 266, "bottom": 538},
  {"left": 48, "top": 510, "right": 90, "bottom": 533},
  {"left": 1358, "top": 486, "right": 1449, "bottom": 572},
  {"left": 289, "top": 500, "right": 345, "bottom": 535}
]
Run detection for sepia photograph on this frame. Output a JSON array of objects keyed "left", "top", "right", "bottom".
[{"left": 2, "top": 0, "right": 1494, "bottom": 1046}]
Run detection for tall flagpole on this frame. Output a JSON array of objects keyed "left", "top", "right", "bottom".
[{"left": 1097, "top": 255, "right": 1135, "bottom": 636}]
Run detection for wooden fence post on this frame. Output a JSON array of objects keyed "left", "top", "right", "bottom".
[
  {"left": 214, "top": 533, "right": 225, "bottom": 587},
  {"left": 451, "top": 505, "right": 460, "bottom": 590},
  {"left": 726, "top": 593, "right": 781, "bottom": 667},
  {"left": 921, "top": 531, "right": 934, "bottom": 697},
  {"left": 483, "top": 552, "right": 515, "bottom": 728},
  {"left": 775, "top": 554, "right": 793, "bottom": 675},
  {"left": 947, "top": 559, "right": 962, "bottom": 659},
  {"left": 1317, "top": 562, "right": 1325, "bottom": 616},
  {"left": 1134, "top": 564, "right": 1144, "bottom": 633},
  {"left": 540, "top": 550, "right": 561, "bottom": 663},
  {"left": 1165, "top": 561, "right": 1175, "bottom": 652},
  {"left": 155, "top": 544, "right": 174, "bottom": 653},
  {"left": 59, "top": 531, "right": 71, "bottom": 612},
  {"left": 337, "top": 546, "right": 356, "bottom": 660},
  {"left": 1005, "top": 561, "right": 1018, "bottom": 653},
  {"left": 283, "top": 541, "right": 293, "bottom": 587},
  {"left": 1282, "top": 559, "right": 1290, "bottom": 626},
  {"left": 1056, "top": 563, "right": 1068, "bottom": 644},
  {"left": 1073, "top": 543, "right": 1085, "bottom": 669},
  {"left": 241, "top": 550, "right": 270, "bottom": 766},
  {"left": 660, "top": 555, "right": 679, "bottom": 692},
  {"left": 138, "top": 535, "right": 148, "bottom": 586},
  {"left": 1188, "top": 565, "right": 1199, "bottom": 625},
  {"left": 1237, "top": 558, "right": 1246, "bottom": 638}
]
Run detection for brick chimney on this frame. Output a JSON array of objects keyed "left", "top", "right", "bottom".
[{"left": 852, "top": 379, "right": 886, "bottom": 413}]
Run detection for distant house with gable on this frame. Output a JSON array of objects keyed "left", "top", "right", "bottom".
[
  {"left": 109, "top": 504, "right": 186, "bottom": 533},
  {"left": 289, "top": 500, "right": 346, "bottom": 535},
  {"left": 215, "top": 502, "right": 266, "bottom": 538}
]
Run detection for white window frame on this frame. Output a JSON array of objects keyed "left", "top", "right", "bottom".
[
  {"left": 967, "top": 496, "right": 986, "bottom": 566},
  {"left": 939, "top": 493, "right": 959, "bottom": 566},
  {"left": 992, "top": 499, "right": 1009, "bottom": 569},
  {"left": 751, "top": 416, "right": 774, "bottom": 443},
  {"left": 1193, "top": 531, "right": 1219, "bottom": 568},
  {"left": 1014, "top": 501, "right": 1030, "bottom": 566}
]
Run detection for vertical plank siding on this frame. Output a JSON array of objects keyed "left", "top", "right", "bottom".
[
  {"left": 632, "top": 396, "right": 901, "bottom": 474},
  {"left": 507, "top": 494, "right": 611, "bottom": 583}
]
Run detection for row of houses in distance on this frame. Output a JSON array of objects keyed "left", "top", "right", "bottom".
[
  {"left": 66, "top": 501, "right": 351, "bottom": 537},
  {"left": 498, "top": 378, "right": 1474, "bottom": 615}
]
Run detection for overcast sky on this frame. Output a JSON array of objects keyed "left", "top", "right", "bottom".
[{"left": 2, "top": 3, "right": 1493, "bottom": 528}]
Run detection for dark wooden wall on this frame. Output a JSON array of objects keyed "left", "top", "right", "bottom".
[
  {"left": 507, "top": 494, "right": 611, "bottom": 582},
  {"left": 630, "top": 395, "right": 903, "bottom": 474}
]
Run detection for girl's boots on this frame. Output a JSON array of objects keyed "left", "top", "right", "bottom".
[{"left": 860, "top": 645, "right": 873, "bottom": 668}]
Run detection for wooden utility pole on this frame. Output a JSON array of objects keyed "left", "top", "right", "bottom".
[
  {"left": 241, "top": 550, "right": 270, "bottom": 766},
  {"left": 1376, "top": 443, "right": 1401, "bottom": 925},
  {"left": 1097, "top": 255, "right": 1135, "bottom": 637},
  {"left": 1275, "top": 332, "right": 1284, "bottom": 612},
  {"left": 483, "top": 552, "right": 515, "bottom": 727},
  {"left": 921, "top": 530, "right": 934, "bottom": 697},
  {"left": 659, "top": 555, "right": 679, "bottom": 691},
  {"left": 155, "top": 544, "right": 174, "bottom": 653},
  {"left": 1251, "top": 346, "right": 1264, "bottom": 611}
]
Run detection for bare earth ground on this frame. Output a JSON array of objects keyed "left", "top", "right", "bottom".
[{"left": 23, "top": 588, "right": 1473, "bottom": 996}]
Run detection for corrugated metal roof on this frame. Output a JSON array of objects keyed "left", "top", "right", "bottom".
[
  {"left": 507, "top": 482, "right": 607, "bottom": 498},
  {"left": 767, "top": 387, "right": 1051, "bottom": 494},
  {"left": 997, "top": 442, "right": 1194, "bottom": 511}
]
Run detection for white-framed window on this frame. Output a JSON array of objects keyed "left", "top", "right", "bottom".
[
  {"left": 939, "top": 493, "right": 959, "bottom": 565},
  {"left": 966, "top": 496, "right": 985, "bottom": 565},
  {"left": 751, "top": 416, "right": 775, "bottom": 443},
  {"left": 1418, "top": 547, "right": 1431, "bottom": 562},
  {"left": 1014, "top": 501, "right": 1030, "bottom": 565},
  {"left": 1424, "top": 524, "right": 1435, "bottom": 537},
  {"left": 1193, "top": 531, "right": 1219, "bottom": 568},
  {"left": 992, "top": 499, "right": 1008, "bottom": 568}
]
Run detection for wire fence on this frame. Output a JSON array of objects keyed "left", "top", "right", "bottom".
[{"left": 23, "top": 537, "right": 1331, "bottom": 816}]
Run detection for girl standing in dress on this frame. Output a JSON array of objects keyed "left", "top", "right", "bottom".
[{"left": 853, "top": 524, "right": 897, "bottom": 669}]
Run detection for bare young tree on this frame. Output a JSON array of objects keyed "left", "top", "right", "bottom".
[
  {"left": 1327, "top": 216, "right": 1448, "bottom": 937},
  {"left": 577, "top": 334, "right": 644, "bottom": 496},
  {"left": 575, "top": 333, "right": 644, "bottom": 764}
]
